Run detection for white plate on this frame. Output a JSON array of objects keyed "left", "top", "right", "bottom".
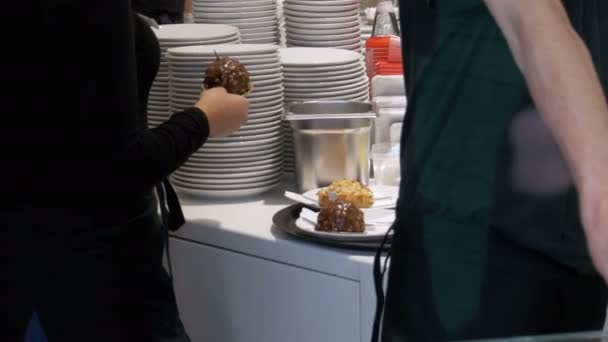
[
  {"left": 283, "top": 3, "right": 359, "bottom": 13},
  {"left": 159, "top": 37, "right": 240, "bottom": 46},
  {"left": 194, "top": 0, "right": 274, "bottom": 6},
  {"left": 240, "top": 26, "right": 279, "bottom": 34},
  {"left": 181, "top": 160, "right": 283, "bottom": 174},
  {"left": 198, "top": 20, "right": 277, "bottom": 29},
  {"left": 194, "top": 16, "right": 277, "bottom": 24},
  {"left": 167, "top": 53, "right": 279, "bottom": 62},
  {"left": 286, "top": 31, "right": 360, "bottom": 41},
  {"left": 184, "top": 152, "right": 282, "bottom": 167},
  {"left": 302, "top": 185, "right": 398, "bottom": 209},
  {"left": 172, "top": 170, "right": 281, "bottom": 184},
  {"left": 286, "top": 0, "right": 358, "bottom": 6},
  {"left": 173, "top": 181, "right": 280, "bottom": 199},
  {"left": 284, "top": 70, "right": 366, "bottom": 82},
  {"left": 206, "top": 130, "right": 281, "bottom": 143},
  {"left": 285, "top": 92, "right": 369, "bottom": 102},
  {"left": 168, "top": 44, "right": 279, "bottom": 56},
  {"left": 195, "top": 9, "right": 275, "bottom": 19},
  {"left": 194, "top": 4, "right": 275, "bottom": 12},
  {"left": 279, "top": 47, "right": 361, "bottom": 66},
  {"left": 287, "top": 36, "right": 360, "bottom": 47},
  {"left": 242, "top": 31, "right": 279, "bottom": 40},
  {"left": 283, "top": 62, "right": 364, "bottom": 73},
  {"left": 153, "top": 24, "right": 239, "bottom": 41},
  {"left": 285, "top": 82, "right": 368, "bottom": 96},
  {"left": 284, "top": 76, "right": 368, "bottom": 89},
  {"left": 284, "top": 8, "right": 358, "bottom": 18},
  {"left": 189, "top": 146, "right": 283, "bottom": 162},
  {"left": 175, "top": 165, "right": 282, "bottom": 179},
  {"left": 295, "top": 208, "right": 393, "bottom": 242},
  {"left": 243, "top": 37, "right": 280, "bottom": 44},
  {"left": 285, "top": 78, "right": 368, "bottom": 93},
  {"left": 199, "top": 139, "right": 282, "bottom": 153},
  {"left": 254, "top": 77, "right": 283, "bottom": 87},
  {"left": 284, "top": 14, "right": 358, "bottom": 24},
  {"left": 285, "top": 26, "right": 359, "bottom": 35},
  {"left": 285, "top": 20, "right": 359, "bottom": 30}
]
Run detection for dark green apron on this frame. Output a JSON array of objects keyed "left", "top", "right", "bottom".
[{"left": 376, "top": 1, "right": 608, "bottom": 340}]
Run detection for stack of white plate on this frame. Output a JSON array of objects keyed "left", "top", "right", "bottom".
[
  {"left": 193, "top": 0, "right": 281, "bottom": 45},
  {"left": 283, "top": 0, "right": 362, "bottom": 52},
  {"left": 149, "top": 24, "right": 240, "bottom": 127},
  {"left": 279, "top": 47, "right": 369, "bottom": 173},
  {"left": 167, "top": 44, "right": 285, "bottom": 199}
]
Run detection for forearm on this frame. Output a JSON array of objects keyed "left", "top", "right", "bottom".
[
  {"left": 113, "top": 107, "right": 209, "bottom": 192},
  {"left": 486, "top": 0, "right": 608, "bottom": 192}
]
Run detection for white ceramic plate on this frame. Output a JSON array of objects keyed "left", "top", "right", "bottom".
[
  {"left": 174, "top": 165, "right": 282, "bottom": 180},
  {"left": 284, "top": 14, "right": 358, "bottom": 24},
  {"left": 159, "top": 37, "right": 240, "bottom": 46},
  {"left": 285, "top": 20, "right": 359, "bottom": 30},
  {"left": 285, "top": 82, "right": 368, "bottom": 96},
  {"left": 167, "top": 53, "right": 280, "bottom": 62},
  {"left": 198, "top": 140, "right": 282, "bottom": 153},
  {"left": 194, "top": 0, "right": 273, "bottom": 6},
  {"left": 283, "top": 3, "right": 359, "bottom": 13},
  {"left": 181, "top": 159, "right": 283, "bottom": 174},
  {"left": 195, "top": 9, "right": 275, "bottom": 19},
  {"left": 285, "top": 78, "right": 368, "bottom": 93},
  {"left": 194, "top": 4, "right": 275, "bottom": 12},
  {"left": 240, "top": 26, "right": 279, "bottom": 34},
  {"left": 302, "top": 185, "right": 398, "bottom": 209},
  {"left": 286, "top": 0, "right": 357, "bottom": 6},
  {"left": 173, "top": 181, "right": 280, "bottom": 199},
  {"left": 172, "top": 171, "right": 281, "bottom": 185},
  {"left": 282, "top": 62, "right": 364, "bottom": 73},
  {"left": 189, "top": 146, "right": 283, "bottom": 162},
  {"left": 279, "top": 47, "right": 361, "bottom": 66},
  {"left": 194, "top": 16, "right": 277, "bottom": 24},
  {"left": 152, "top": 24, "right": 239, "bottom": 41},
  {"left": 284, "top": 70, "right": 366, "bottom": 82},
  {"left": 285, "top": 26, "right": 359, "bottom": 35},
  {"left": 168, "top": 44, "right": 279, "bottom": 56},
  {"left": 284, "top": 7, "right": 358, "bottom": 18},
  {"left": 287, "top": 31, "right": 360, "bottom": 41},
  {"left": 206, "top": 131, "right": 281, "bottom": 143},
  {"left": 199, "top": 20, "right": 277, "bottom": 29},
  {"left": 287, "top": 36, "right": 360, "bottom": 46},
  {"left": 185, "top": 152, "right": 283, "bottom": 168},
  {"left": 284, "top": 76, "right": 368, "bottom": 89},
  {"left": 295, "top": 208, "right": 393, "bottom": 242}
]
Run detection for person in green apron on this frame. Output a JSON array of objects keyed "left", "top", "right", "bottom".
[{"left": 377, "top": 1, "right": 608, "bottom": 340}]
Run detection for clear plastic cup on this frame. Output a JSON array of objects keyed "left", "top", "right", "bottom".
[{"left": 371, "top": 142, "right": 401, "bottom": 186}]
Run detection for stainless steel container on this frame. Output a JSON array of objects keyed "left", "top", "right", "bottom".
[{"left": 285, "top": 101, "right": 376, "bottom": 192}]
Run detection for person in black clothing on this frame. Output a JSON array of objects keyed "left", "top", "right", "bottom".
[
  {"left": 133, "top": 0, "right": 186, "bottom": 24},
  {"left": 1, "top": 2, "right": 248, "bottom": 341}
]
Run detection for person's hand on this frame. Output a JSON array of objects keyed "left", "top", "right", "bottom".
[
  {"left": 580, "top": 179, "right": 608, "bottom": 285},
  {"left": 194, "top": 87, "right": 249, "bottom": 138}
]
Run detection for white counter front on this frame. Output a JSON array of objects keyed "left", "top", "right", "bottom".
[{"left": 169, "top": 180, "right": 385, "bottom": 342}]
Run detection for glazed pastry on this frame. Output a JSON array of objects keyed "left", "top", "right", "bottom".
[
  {"left": 203, "top": 53, "right": 253, "bottom": 95},
  {"left": 317, "top": 179, "right": 374, "bottom": 209},
  {"left": 316, "top": 198, "right": 365, "bottom": 233}
]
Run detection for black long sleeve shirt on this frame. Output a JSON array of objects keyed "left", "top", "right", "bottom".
[{"left": 2, "top": 1, "right": 208, "bottom": 223}]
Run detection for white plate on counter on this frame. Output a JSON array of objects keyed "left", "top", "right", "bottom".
[
  {"left": 173, "top": 181, "right": 280, "bottom": 199},
  {"left": 295, "top": 207, "right": 394, "bottom": 242},
  {"left": 301, "top": 184, "right": 399, "bottom": 209}
]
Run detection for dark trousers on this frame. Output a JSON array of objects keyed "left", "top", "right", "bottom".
[
  {"left": 381, "top": 216, "right": 608, "bottom": 341},
  {"left": 1, "top": 206, "right": 189, "bottom": 342}
]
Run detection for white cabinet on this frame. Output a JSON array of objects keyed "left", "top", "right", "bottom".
[{"left": 170, "top": 238, "right": 362, "bottom": 342}]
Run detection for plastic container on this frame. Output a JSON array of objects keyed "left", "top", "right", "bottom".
[{"left": 371, "top": 142, "right": 401, "bottom": 186}]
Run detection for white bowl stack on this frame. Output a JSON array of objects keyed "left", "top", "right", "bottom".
[
  {"left": 149, "top": 24, "right": 240, "bottom": 127},
  {"left": 283, "top": 0, "right": 362, "bottom": 52},
  {"left": 167, "top": 44, "right": 285, "bottom": 199},
  {"left": 279, "top": 47, "right": 369, "bottom": 173},
  {"left": 193, "top": 0, "right": 281, "bottom": 45}
]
